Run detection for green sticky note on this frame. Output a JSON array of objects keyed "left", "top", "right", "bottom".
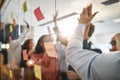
[{"left": 23, "top": 1, "right": 27, "bottom": 13}]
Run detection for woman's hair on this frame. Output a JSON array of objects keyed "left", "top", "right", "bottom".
[
  {"left": 22, "top": 39, "right": 33, "bottom": 51},
  {"left": 35, "top": 35, "right": 48, "bottom": 54},
  {"left": 114, "top": 33, "right": 120, "bottom": 51}
]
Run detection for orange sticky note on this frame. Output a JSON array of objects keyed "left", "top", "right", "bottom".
[
  {"left": 13, "top": 19, "right": 16, "bottom": 27},
  {"left": 22, "top": 50, "right": 28, "bottom": 60},
  {"left": 44, "top": 42, "right": 57, "bottom": 57},
  {"left": 34, "top": 64, "right": 42, "bottom": 80},
  {"left": 23, "top": 1, "right": 27, "bottom": 13}
]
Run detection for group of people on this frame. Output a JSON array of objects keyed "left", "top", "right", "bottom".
[{"left": 0, "top": 4, "right": 120, "bottom": 80}]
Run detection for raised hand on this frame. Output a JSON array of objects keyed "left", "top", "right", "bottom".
[
  {"left": 53, "top": 11, "right": 58, "bottom": 26},
  {"left": 78, "top": 4, "right": 98, "bottom": 26},
  {"left": 24, "top": 20, "right": 29, "bottom": 29}
]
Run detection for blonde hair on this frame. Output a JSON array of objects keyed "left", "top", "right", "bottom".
[{"left": 114, "top": 33, "right": 120, "bottom": 51}]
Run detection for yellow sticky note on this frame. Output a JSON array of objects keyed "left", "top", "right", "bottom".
[
  {"left": 44, "top": 42, "right": 57, "bottom": 57},
  {"left": 9, "top": 25, "right": 13, "bottom": 33},
  {"left": 34, "top": 64, "right": 42, "bottom": 80},
  {"left": 9, "top": 70, "right": 12, "bottom": 78},
  {"left": 23, "top": 1, "right": 27, "bottom": 13}
]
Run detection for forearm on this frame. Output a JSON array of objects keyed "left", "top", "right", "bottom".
[
  {"left": 65, "top": 24, "right": 85, "bottom": 68},
  {"left": 65, "top": 24, "right": 98, "bottom": 79}
]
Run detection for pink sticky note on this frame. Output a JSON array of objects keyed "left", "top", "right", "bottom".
[
  {"left": 9, "top": 36, "right": 12, "bottom": 43},
  {"left": 44, "top": 42, "right": 57, "bottom": 57},
  {"left": 34, "top": 7, "right": 44, "bottom": 21},
  {"left": 22, "top": 50, "right": 28, "bottom": 60}
]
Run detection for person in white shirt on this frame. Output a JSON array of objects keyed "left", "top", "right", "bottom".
[
  {"left": 65, "top": 4, "right": 120, "bottom": 80},
  {"left": 8, "top": 21, "right": 31, "bottom": 69},
  {"left": 53, "top": 11, "right": 69, "bottom": 80}
]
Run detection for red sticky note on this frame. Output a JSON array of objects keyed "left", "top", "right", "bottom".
[
  {"left": 34, "top": 7, "right": 44, "bottom": 21},
  {"left": 23, "top": 50, "right": 28, "bottom": 60}
]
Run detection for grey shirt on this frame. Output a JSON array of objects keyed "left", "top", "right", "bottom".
[{"left": 65, "top": 24, "right": 120, "bottom": 80}]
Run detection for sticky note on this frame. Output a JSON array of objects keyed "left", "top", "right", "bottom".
[
  {"left": 9, "top": 70, "right": 13, "bottom": 78},
  {"left": 44, "top": 42, "right": 57, "bottom": 57},
  {"left": 23, "top": 1, "right": 27, "bottom": 13},
  {"left": 34, "top": 7, "right": 44, "bottom": 21},
  {"left": 34, "top": 64, "right": 42, "bottom": 80},
  {"left": 0, "top": 42, "right": 1, "bottom": 51},
  {"left": 13, "top": 19, "right": 16, "bottom": 27},
  {"left": 22, "top": 50, "right": 28, "bottom": 60},
  {"left": 9, "top": 36, "right": 12, "bottom": 43},
  {"left": 9, "top": 25, "right": 13, "bottom": 33}
]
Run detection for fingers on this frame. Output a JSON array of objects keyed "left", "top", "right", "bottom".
[
  {"left": 91, "top": 11, "right": 99, "bottom": 20},
  {"left": 83, "top": 8, "right": 87, "bottom": 14},
  {"left": 87, "top": 4, "right": 92, "bottom": 17}
]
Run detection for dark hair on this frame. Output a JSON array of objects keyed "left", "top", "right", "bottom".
[
  {"left": 22, "top": 39, "right": 33, "bottom": 51},
  {"left": 35, "top": 35, "right": 48, "bottom": 54}
]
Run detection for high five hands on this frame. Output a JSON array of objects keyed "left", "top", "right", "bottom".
[{"left": 78, "top": 4, "right": 98, "bottom": 26}]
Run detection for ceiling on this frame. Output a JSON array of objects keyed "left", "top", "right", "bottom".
[{"left": 0, "top": 0, "right": 120, "bottom": 26}]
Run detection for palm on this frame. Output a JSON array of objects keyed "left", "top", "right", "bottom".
[{"left": 78, "top": 4, "right": 98, "bottom": 25}]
